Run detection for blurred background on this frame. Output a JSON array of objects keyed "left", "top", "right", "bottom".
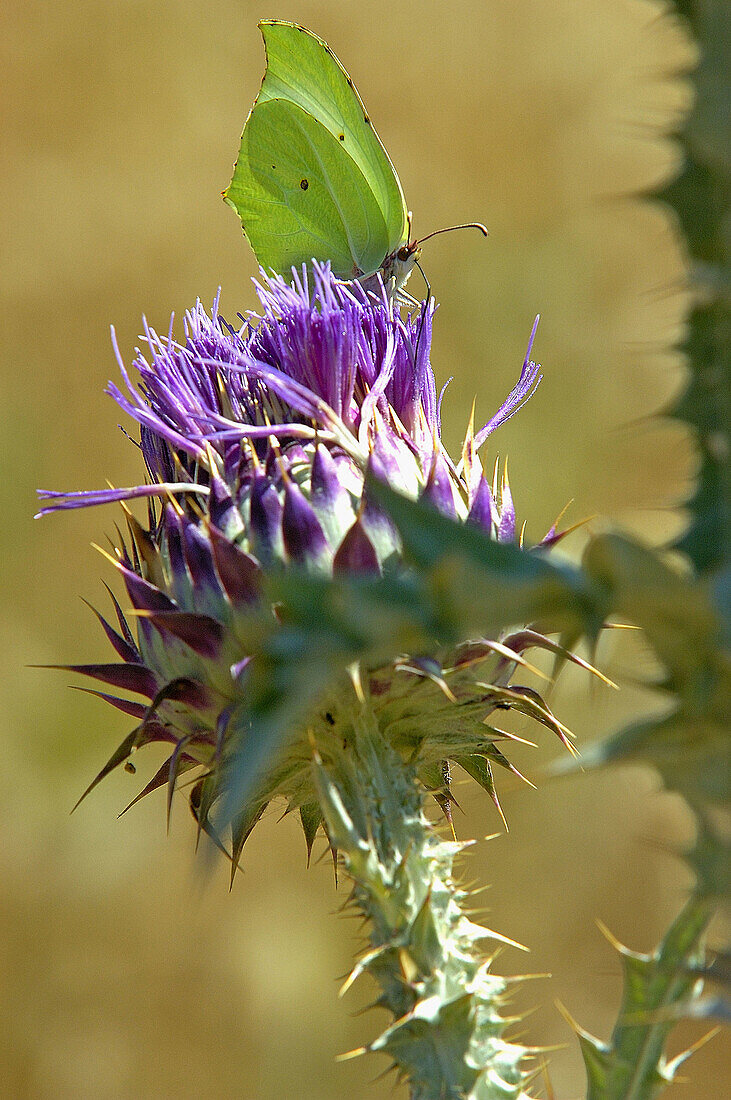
[{"left": 2, "top": 1, "right": 725, "bottom": 1096}]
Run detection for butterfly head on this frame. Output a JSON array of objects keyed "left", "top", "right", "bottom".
[
  {"left": 388, "top": 240, "right": 422, "bottom": 293},
  {"left": 376, "top": 210, "right": 418, "bottom": 292},
  {"left": 381, "top": 219, "right": 488, "bottom": 303}
]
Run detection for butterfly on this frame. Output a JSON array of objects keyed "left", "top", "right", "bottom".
[{"left": 224, "top": 21, "right": 485, "bottom": 298}]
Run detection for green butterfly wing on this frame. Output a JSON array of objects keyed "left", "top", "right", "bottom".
[
  {"left": 224, "top": 21, "right": 410, "bottom": 279},
  {"left": 228, "top": 98, "right": 392, "bottom": 278},
  {"left": 256, "top": 21, "right": 408, "bottom": 250}
]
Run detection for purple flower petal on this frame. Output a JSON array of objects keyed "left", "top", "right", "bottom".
[{"left": 474, "top": 316, "right": 542, "bottom": 449}]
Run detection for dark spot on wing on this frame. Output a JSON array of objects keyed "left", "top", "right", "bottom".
[
  {"left": 338, "top": 133, "right": 345, "bottom": 141},
  {"left": 300, "top": 178, "right": 309, "bottom": 190},
  {"left": 325, "top": 711, "right": 335, "bottom": 726},
  {"left": 364, "top": 114, "right": 370, "bottom": 125}
]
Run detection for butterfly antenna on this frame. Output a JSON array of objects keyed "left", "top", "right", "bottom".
[{"left": 415, "top": 222, "right": 488, "bottom": 247}]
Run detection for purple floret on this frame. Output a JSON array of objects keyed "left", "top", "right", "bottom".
[{"left": 37, "top": 263, "right": 541, "bottom": 526}]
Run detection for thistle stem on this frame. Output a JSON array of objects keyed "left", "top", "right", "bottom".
[
  {"left": 581, "top": 891, "right": 715, "bottom": 1100},
  {"left": 313, "top": 707, "right": 533, "bottom": 1100}
]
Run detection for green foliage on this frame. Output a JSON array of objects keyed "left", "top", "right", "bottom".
[{"left": 568, "top": 534, "right": 729, "bottom": 817}]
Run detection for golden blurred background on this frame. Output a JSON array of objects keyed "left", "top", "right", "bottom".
[{"left": 1, "top": 1, "right": 725, "bottom": 1097}]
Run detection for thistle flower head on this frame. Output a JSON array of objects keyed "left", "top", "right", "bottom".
[{"left": 40, "top": 262, "right": 574, "bottom": 863}]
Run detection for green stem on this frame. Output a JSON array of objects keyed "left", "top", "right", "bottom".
[
  {"left": 582, "top": 892, "right": 714, "bottom": 1100},
  {"left": 313, "top": 706, "right": 533, "bottom": 1100}
]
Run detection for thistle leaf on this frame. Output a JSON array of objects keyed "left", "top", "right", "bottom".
[{"left": 366, "top": 474, "right": 606, "bottom": 643}]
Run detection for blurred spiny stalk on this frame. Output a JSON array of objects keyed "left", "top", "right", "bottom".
[
  {"left": 314, "top": 710, "right": 532, "bottom": 1099},
  {"left": 559, "top": 1, "right": 730, "bottom": 1092},
  {"left": 662, "top": 0, "right": 729, "bottom": 575}
]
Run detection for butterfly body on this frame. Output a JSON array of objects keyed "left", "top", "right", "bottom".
[{"left": 225, "top": 21, "right": 415, "bottom": 288}]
